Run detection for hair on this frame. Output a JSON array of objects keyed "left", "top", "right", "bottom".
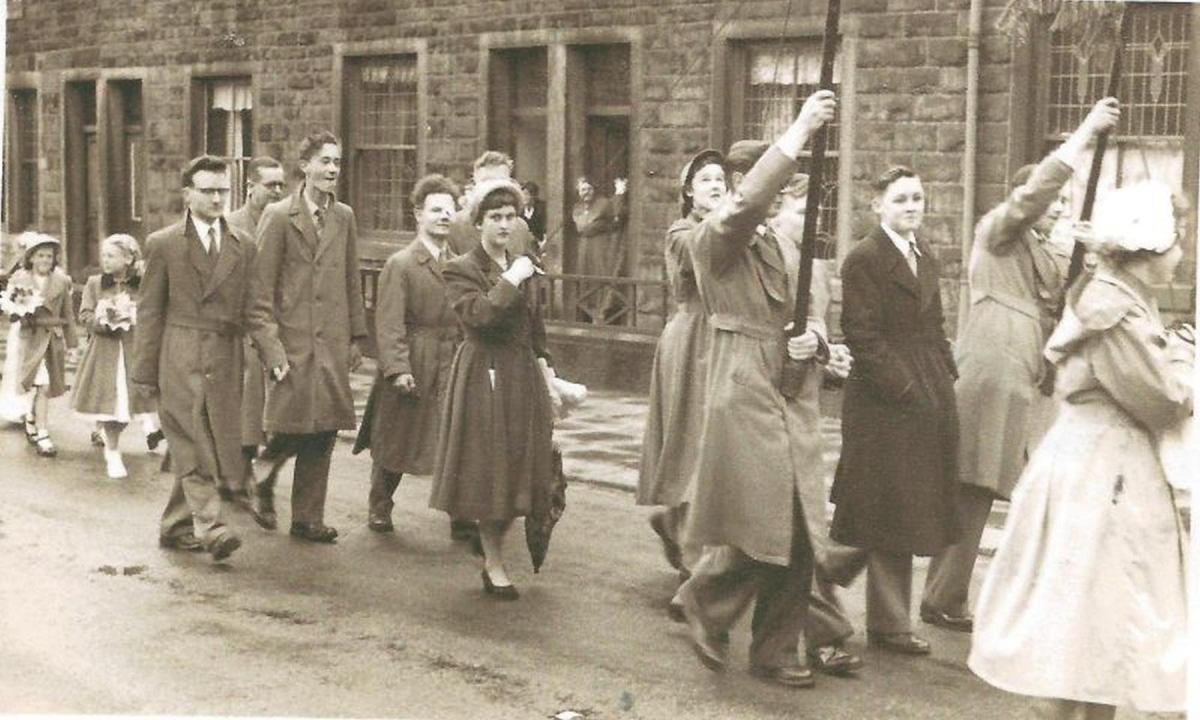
[
  {"left": 247, "top": 156, "right": 284, "bottom": 184},
  {"left": 298, "top": 130, "right": 341, "bottom": 163},
  {"left": 473, "top": 151, "right": 514, "bottom": 174},
  {"left": 410, "top": 174, "right": 462, "bottom": 211},
  {"left": 474, "top": 186, "right": 523, "bottom": 225},
  {"left": 522, "top": 181, "right": 540, "bottom": 196},
  {"left": 680, "top": 157, "right": 725, "bottom": 217},
  {"left": 181, "top": 155, "right": 229, "bottom": 188},
  {"left": 872, "top": 165, "right": 920, "bottom": 195},
  {"left": 101, "top": 233, "right": 143, "bottom": 274}
]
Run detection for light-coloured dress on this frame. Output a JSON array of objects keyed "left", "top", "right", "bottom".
[{"left": 969, "top": 269, "right": 1191, "bottom": 713}]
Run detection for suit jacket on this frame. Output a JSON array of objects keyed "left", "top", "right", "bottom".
[
  {"left": 250, "top": 188, "right": 369, "bottom": 433},
  {"left": 524, "top": 200, "right": 547, "bottom": 242},
  {"left": 132, "top": 215, "right": 264, "bottom": 481},
  {"left": 830, "top": 225, "right": 961, "bottom": 555}
]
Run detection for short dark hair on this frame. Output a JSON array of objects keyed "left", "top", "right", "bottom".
[
  {"left": 474, "top": 186, "right": 523, "bottom": 225},
  {"left": 410, "top": 174, "right": 461, "bottom": 211},
  {"left": 522, "top": 181, "right": 540, "bottom": 196},
  {"left": 247, "top": 156, "right": 284, "bottom": 184},
  {"left": 181, "top": 156, "right": 229, "bottom": 188},
  {"left": 298, "top": 131, "right": 341, "bottom": 163},
  {"left": 872, "top": 165, "right": 920, "bottom": 194},
  {"left": 473, "top": 151, "right": 513, "bottom": 174}
]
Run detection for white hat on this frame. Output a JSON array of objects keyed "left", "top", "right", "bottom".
[
  {"left": 468, "top": 178, "right": 525, "bottom": 225},
  {"left": 19, "top": 232, "right": 61, "bottom": 263},
  {"left": 1091, "top": 180, "right": 1177, "bottom": 255}
]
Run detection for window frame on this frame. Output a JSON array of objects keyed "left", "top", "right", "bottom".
[
  {"left": 189, "top": 75, "right": 254, "bottom": 210},
  {"left": 5, "top": 87, "right": 40, "bottom": 234}
]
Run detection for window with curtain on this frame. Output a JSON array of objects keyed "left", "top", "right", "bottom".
[
  {"left": 344, "top": 55, "right": 419, "bottom": 236},
  {"left": 196, "top": 77, "right": 253, "bottom": 209}
]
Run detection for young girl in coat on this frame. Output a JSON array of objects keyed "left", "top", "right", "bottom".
[
  {"left": 0, "top": 232, "right": 78, "bottom": 456},
  {"left": 70, "top": 234, "right": 158, "bottom": 479}
]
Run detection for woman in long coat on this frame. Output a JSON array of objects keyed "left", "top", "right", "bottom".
[
  {"left": 969, "top": 181, "right": 1191, "bottom": 719},
  {"left": 430, "top": 180, "right": 555, "bottom": 599},
  {"left": 636, "top": 149, "right": 724, "bottom": 574},
  {"left": 572, "top": 176, "right": 626, "bottom": 323}
]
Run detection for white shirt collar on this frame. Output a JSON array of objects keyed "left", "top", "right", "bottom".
[
  {"left": 881, "top": 223, "right": 920, "bottom": 257},
  {"left": 303, "top": 187, "right": 331, "bottom": 219},
  {"left": 190, "top": 214, "right": 220, "bottom": 250},
  {"left": 420, "top": 236, "right": 446, "bottom": 261}
]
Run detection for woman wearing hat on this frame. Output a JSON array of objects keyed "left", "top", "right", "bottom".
[
  {"left": 969, "top": 180, "right": 1192, "bottom": 719},
  {"left": 430, "top": 178, "right": 556, "bottom": 599},
  {"left": 0, "top": 232, "right": 78, "bottom": 456},
  {"left": 637, "top": 149, "right": 725, "bottom": 578}
]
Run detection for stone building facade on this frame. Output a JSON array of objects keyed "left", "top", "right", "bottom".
[{"left": 5, "top": 0, "right": 1197, "bottom": 385}]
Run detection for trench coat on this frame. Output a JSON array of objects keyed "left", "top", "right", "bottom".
[
  {"left": 429, "top": 244, "right": 556, "bottom": 521},
  {"left": 956, "top": 156, "right": 1072, "bottom": 499},
  {"left": 228, "top": 203, "right": 269, "bottom": 447},
  {"left": 250, "top": 189, "right": 369, "bottom": 434},
  {"left": 830, "top": 226, "right": 960, "bottom": 556},
  {"left": 71, "top": 273, "right": 153, "bottom": 416},
  {"left": 636, "top": 217, "right": 709, "bottom": 507},
  {"left": 131, "top": 216, "right": 264, "bottom": 482},
  {"left": 683, "top": 146, "right": 827, "bottom": 567},
  {"left": 353, "top": 240, "right": 459, "bottom": 475},
  {"left": 9, "top": 268, "right": 78, "bottom": 398},
  {"left": 970, "top": 270, "right": 1190, "bottom": 712}
]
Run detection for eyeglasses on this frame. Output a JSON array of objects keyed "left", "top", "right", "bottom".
[{"left": 260, "top": 182, "right": 287, "bottom": 191}]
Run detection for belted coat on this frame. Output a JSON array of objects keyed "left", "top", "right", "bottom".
[
  {"left": 683, "top": 147, "right": 827, "bottom": 567},
  {"left": 250, "top": 189, "right": 369, "bottom": 434},
  {"left": 354, "top": 240, "right": 460, "bottom": 475},
  {"left": 131, "top": 216, "right": 264, "bottom": 482},
  {"left": 9, "top": 268, "right": 78, "bottom": 397}
]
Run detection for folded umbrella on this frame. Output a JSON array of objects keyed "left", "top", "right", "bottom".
[{"left": 525, "top": 444, "right": 567, "bottom": 573}]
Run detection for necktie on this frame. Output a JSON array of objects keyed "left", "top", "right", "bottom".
[
  {"left": 206, "top": 227, "right": 218, "bottom": 258},
  {"left": 314, "top": 207, "right": 325, "bottom": 232},
  {"left": 906, "top": 241, "right": 919, "bottom": 277}
]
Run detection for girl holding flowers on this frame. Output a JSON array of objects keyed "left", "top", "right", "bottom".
[
  {"left": 70, "top": 234, "right": 157, "bottom": 478},
  {"left": 0, "top": 232, "right": 78, "bottom": 456}
]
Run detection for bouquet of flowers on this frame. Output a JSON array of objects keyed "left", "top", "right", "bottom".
[
  {"left": 0, "top": 284, "right": 45, "bottom": 321},
  {"left": 94, "top": 292, "right": 137, "bottom": 332}
]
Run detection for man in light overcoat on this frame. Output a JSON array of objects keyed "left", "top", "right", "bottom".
[
  {"left": 249, "top": 131, "right": 369, "bottom": 544},
  {"left": 133, "top": 155, "right": 275, "bottom": 561},
  {"left": 353, "top": 174, "right": 462, "bottom": 532}
]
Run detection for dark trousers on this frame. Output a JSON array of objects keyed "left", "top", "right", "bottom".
[
  {"left": 368, "top": 462, "right": 402, "bottom": 520},
  {"left": 922, "top": 484, "right": 995, "bottom": 616},
  {"left": 261, "top": 431, "right": 337, "bottom": 526},
  {"left": 678, "top": 495, "right": 814, "bottom": 670}
]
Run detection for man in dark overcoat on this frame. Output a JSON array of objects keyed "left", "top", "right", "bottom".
[
  {"left": 673, "top": 91, "right": 836, "bottom": 689},
  {"left": 353, "top": 174, "right": 462, "bottom": 532},
  {"left": 249, "top": 131, "right": 369, "bottom": 544},
  {"left": 827, "top": 166, "right": 961, "bottom": 654},
  {"left": 226, "top": 156, "right": 287, "bottom": 492},
  {"left": 132, "top": 155, "right": 275, "bottom": 561}
]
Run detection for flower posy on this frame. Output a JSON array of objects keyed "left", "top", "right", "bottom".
[
  {"left": 0, "top": 284, "right": 45, "bottom": 319},
  {"left": 96, "top": 291, "right": 137, "bottom": 331},
  {"left": 1091, "top": 180, "right": 1177, "bottom": 255}
]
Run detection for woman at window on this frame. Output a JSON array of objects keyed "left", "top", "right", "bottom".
[
  {"left": 429, "top": 179, "right": 556, "bottom": 600},
  {"left": 571, "top": 175, "right": 627, "bottom": 324},
  {"left": 969, "top": 180, "right": 1192, "bottom": 720}
]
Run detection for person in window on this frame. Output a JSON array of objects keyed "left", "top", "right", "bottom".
[
  {"left": 353, "top": 174, "right": 462, "bottom": 533},
  {"left": 969, "top": 180, "right": 1192, "bottom": 720},
  {"left": 521, "top": 181, "right": 547, "bottom": 246},
  {"left": 571, "top": 175, "right": 627, "bottom": 324},
  {"left": 920, "top": 98, "right": 1121, "bottom": 634},
  {"left": 429, "top": 179, "right": 556, "bottom": 600},
  {"left": 249, "top": 131, "right": 369, "bottom": 545},
  {"left": 227, "top": 155, "right": 288, "bottom": 496},
  {"left": 826, "top": 166, "right": 961, "bottom": 657}
]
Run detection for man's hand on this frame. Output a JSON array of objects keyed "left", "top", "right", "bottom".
[
  {"left": 349, "top": 339, "right": 364, "bottom": 372},
  {"left": 787, "top": 329, "right": 821, "bottom": 362},
  {"left": 271, "top": 361, "right": 290, "bottom": 382},
  {"left": 1082, "top": 97, "right": 1120, "bottom": 137},
  {"left": 392, "top": 373, "right": 417, "bottom": 394},
  {"left": 825, "top": 343, "right": 853, "bottom": 379},
  {"left": 798, "top": 90, "right": 837, "bottom": 134},
  {"left": 613, "top": 178, "right": 628, "bottom": 196}
]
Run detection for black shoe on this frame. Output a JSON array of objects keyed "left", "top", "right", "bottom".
[
  {"left": 920, "top": 605, "right": 974, "bottom": 633},
  {"left": 867, "top": 631, "right": 931, "bottom": 655},
  {"left": 679, "top": 591, "right": 727, "bottom": 672},
  {"left": 146, "top": 429, "right": 165, "bottom": 451},
  {"left": 481, "top": 570, "right": 519, "bottom": 600},
  {"left": 808, "top": 645, "right": 864, "bottom": 676},
  {"left": 749, "top": 663, "right": 816, "bottom": 688},
  {"left": 209, "top": 533, "right": 242, "bottom": 561},
  {"left": 251, "top": 484, "right": 278, "bottom": 530},
  {"left": 367, "top": 516, "right": 395, "bottom": 533},
  {"left": 159, "top": 533, "right": 205, "bottom": 552},
  {"left": 450, "top": 518, "right": 478, "bottom": 542},
  {"left": 90, "top": 429, "right": 105, "bottom": 447},
  {"left": 290, "top": 521, "right": 338, "bottom": 544},
  {"left": 649, "top": 511, "right": 684, "bottom": 571}
]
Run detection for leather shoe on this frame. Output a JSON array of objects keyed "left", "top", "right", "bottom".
[
  {"left": 749, "top": 664, "right": 816, "bottom": 688},
  {"left": 159, "top": 533, "right": 204, "bottom": 552},
  {"left": 367, "top": 516, "right": 395, "bottom": 533},
  {"left": 678, "top": 591, "right": 727, "bottom": 672},
  {"left": 807, "top": 644, "right": 863, "bottom": 676},
  {"left": 290, "top": 522, "right": 338, "bottom": 544},
  {"left": 649, "top": 511, "right": 684, "bottom": 571},
  {"left": 481, "top": 570, "right": 520, "bottom": 600},
  {"left": 867, "top": 631, "right": 931, "bottom": 655},
  {"left": 920, "top": 606, "right": 974, "bottom": 633},
  {"left": 251, "top": 486, "right": 278, "bottom": 531},
  {"left": 209, "top": 533, "right": 242, "bottom": 561}
]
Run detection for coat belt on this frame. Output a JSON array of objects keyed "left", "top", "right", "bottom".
[
  {"left": 167, "top": 314, "right": 243, "bottom": 337},
  {"left": 708, "top": 313, "right": 781, "bottom": 342},
  {"left": 970, "top": 289, "right": 1042, "bottom": 321}
]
